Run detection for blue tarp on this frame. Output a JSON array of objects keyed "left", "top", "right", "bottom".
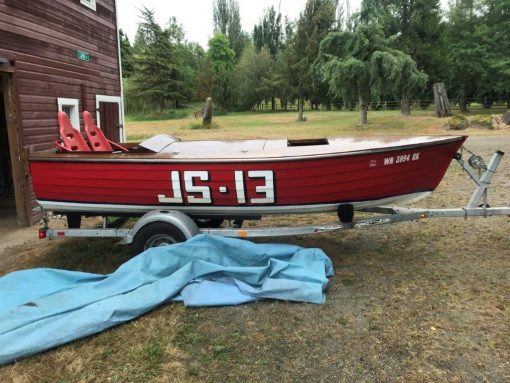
[{"left": 0, "top": 234, "right": 333, "bottom": 365}]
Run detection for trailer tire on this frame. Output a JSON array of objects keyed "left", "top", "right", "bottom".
[
  {"left": 66, "top": 214, "right": 82, "bottom": 229},
  {"left": 131, "top": 222, "right": 187, "bottom": 256}
]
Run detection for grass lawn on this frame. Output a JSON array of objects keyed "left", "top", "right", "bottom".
[
  {"left": 125, "top": 108, "right": 507, "bottom": 142},
  {"left": 1, "top": 111, "right": 509, "bottom": 382},
  {"left": 125, "top": 109, "right": 447, "bottom": 142}
]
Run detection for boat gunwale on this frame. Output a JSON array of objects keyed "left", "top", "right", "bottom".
[{"left": 29, "top": 136, "right": 467, "bottom": 164}]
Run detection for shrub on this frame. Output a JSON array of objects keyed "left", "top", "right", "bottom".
[{"left": 189, "top": 122, "right": 220, "bottom": 130}]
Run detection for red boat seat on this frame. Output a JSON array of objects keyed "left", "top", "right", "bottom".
[
  {"left": 57, "top": 111, "right": 90, "bottom": 152},
  {"left": 83, "top": 111, "right": 128, "bottom": 152}
]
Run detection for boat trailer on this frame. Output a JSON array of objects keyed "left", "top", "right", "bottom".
[{"left": 38, "top": 149, "right": 509, "bottom": 255}]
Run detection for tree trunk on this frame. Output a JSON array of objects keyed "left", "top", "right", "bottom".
[
  {"left": 359, "top": 96, "right": 368, "bottom": 124},
  {"left": 298, "top": 94, "right": 305, "bottom": 121},
  {"left": 460, "top": 96, "right": 468, "bottom": 113},
  {"left": 433, "top": 83, "right": 452, "bottom": 117},
  {"left": 202, "top": 97, "right": 213, "bottom": 127},
  {"left": 401, "top": 92, "right": 411, "bottom": 116},
  {"left": 271, "top": 95, "right": 275, "bottom": 111}
]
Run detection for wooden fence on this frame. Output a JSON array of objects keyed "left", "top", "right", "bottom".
[{"left": 251, "top": 98, "right": 510, "bottom": 113}]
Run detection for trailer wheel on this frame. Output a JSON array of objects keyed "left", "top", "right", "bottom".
[
  {"left": 66, "top": 214, "right": 82, "bottom": 228},
  {"left": 131, "top": 222, "right": 187, "bottom": 256}
]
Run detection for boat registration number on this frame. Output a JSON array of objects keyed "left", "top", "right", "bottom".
[
  {"left": 383, "top": 152, "right": 420, "bottom": 166},
  {"left": 158, "top": 170, "right": 274, "bottom": 205}
]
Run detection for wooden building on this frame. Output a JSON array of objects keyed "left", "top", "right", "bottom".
[{"left": 0, "top": 0, "right": 124, "bottom": 226}]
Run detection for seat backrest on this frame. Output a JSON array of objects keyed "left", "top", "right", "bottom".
[
  {"left": 83, "top": 111, "right": 113, "bottom": 152},
  {"left": 58, "top": 111, "right": 90, "bottom": 152}
]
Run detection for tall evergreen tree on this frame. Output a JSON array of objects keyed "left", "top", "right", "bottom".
[
  {"left": 253, "top": 6, "right": 285, "bottom": 110},
  {"left": 291, "top": 0, "right": 339, "bottom": 120},
  {"left": 274, "top": 46, "right": 298, "bottom": 111},
  {"left": 478, "top": 0, "right": 510, "bottom": 104},
  {"left": 165, "top": 18, "right": 203, "bottom": 105},
  {"left": 213, "top": 0, "right": 247, "bottom": 59},
  {"left": 445, "top": 0, "right": 489, "bottom": 111},
  {"left": 253, "top": 6, "right": 283, "bottom": 57},
  {"left": 119, "top": 29, "right": 134, "bottom": 78},
  {"left": 194, "top": 56, "right": 215, "bottom": 102},
  {"left": 183, "top": 42, "right": 206, "bottom": 102},
  {"left": 130, "top": 7, "right": 186, "bottom": 111},
  {"left": 272, "top": 17, "right": 298, "bottom": 111}
]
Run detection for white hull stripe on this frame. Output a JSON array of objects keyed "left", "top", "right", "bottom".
[{"left": 37, "top": 192, "right": 431, "bottom": 215}]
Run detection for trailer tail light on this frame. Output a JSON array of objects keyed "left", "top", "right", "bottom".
[{"left": 38, "top": 228, "right": 47, "bottom": 239}]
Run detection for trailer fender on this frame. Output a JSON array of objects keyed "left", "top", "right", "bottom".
[{"left": 123, "top": 210, "right": 200, "bottom": 245}]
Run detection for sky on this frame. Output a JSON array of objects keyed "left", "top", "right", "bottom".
[{"left": 117, "top": 0, "right": 448, "bottom": 49}]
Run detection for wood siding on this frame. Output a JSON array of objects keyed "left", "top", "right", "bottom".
[{"left": 0, "top": 0, "right": 121, "bottom": 224}]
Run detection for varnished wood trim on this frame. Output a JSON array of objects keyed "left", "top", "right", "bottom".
[{"left": 2, "top": 73, "right": 29, "bottom": 225}]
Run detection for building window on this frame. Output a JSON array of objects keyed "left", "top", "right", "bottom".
[
  {"left": 80, "top": 0, "right": 96, "bottom": 11},
  {"left": 57, "top": 98, "right": 80, "bottom": 131}
]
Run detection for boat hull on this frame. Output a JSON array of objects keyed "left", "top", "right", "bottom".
[{"left": 30, "top": 137, "right": 466, "bottom": 216}]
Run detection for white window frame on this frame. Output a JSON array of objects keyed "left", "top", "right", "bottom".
[
  {"left": 95, "top": 95, "right": 125, "bottom": 143},
  {"left": 57, "top": 98, "right": 80, "bottom": 131},
  {"left": 80, "top": 0, "right": 96, "bottom": 11}
]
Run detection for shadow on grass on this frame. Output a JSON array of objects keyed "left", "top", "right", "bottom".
[{"left": 42, "top": 238, "right": 132, "bottom": 275}]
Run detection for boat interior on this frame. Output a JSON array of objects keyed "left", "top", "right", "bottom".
[{"left": 46, "top": 110, "right": 466, "bottom": 161}]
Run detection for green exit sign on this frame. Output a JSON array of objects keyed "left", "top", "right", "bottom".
[{"left": 76, "top": 50, "right": 90, "bottom": 62}]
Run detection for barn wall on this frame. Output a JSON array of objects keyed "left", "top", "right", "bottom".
[{"left": 0, "top": 0, "right": 122, "bottom": 224}]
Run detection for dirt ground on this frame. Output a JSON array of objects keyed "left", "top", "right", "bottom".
[
  {"left": 0, "top": 211, "right": 38, "bottom": 270},
  {"left": 0, "top": 134, "right": 509, "bottom": 382}
]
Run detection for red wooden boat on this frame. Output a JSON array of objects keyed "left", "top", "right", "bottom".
[{"left": 29, "top": 132, "right": 467, "bottom": 219}]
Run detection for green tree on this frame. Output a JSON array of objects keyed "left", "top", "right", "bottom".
[
  {"left": 371, "top": 50, "right": 427, "bottom": 115},
  {"left": 316, "top": 24, "right": 426, "bottom": 123},
  {"left": 291, "top": 0, "right": 339, "bottom": 120},
  {"left": 445, "top": 0, "right": 490, "bottom": 111},
  {"left": 274, "top": 47, "right": 298, "bottom": 111},
  {"left": 252, "top": 6, "right": 285, "bottom": 110},
  {"left": 166, "top": 18, "right": 203, "bottom": 104},
  {"left": 208, "top": 33, "right": 236, "bottom": 109},
  {"left": 477, "top": 0, "right": 510, "bottom": 105},
  {"left": 359, "top": 0, "right": 446, "bottom": 99},
  {"left": 119, "top": 29, "right": 134, "bottom": 78},
  {"left": 271, "top": 17, "right": 299, "bottom": 111},
  {"left": 130, "top": 8, "right": 187, "bottom": 112},
  {"left": 213, "top": 0, "right": 247, "bottom": 59},
  {"left": 443, "top": 0, "right": 510, "bottom": 110},
  {"left": 233, "top": 45, "right": 273, "bottom": 110},
  {"left": 194, "top": 56, "right": 215, "bottom": 101},
  {"left": 253, "top": 6, "right": 283, "bottom": 57},
  {"left": 394, "top": 52, "right": 428, "bottom": 115}
]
